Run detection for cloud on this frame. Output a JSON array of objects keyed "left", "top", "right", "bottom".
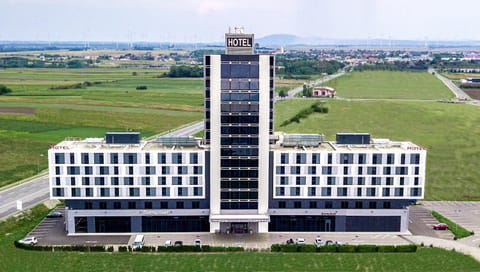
[{"left": 196, "top": 0, "right": 229, "bottom": 15}]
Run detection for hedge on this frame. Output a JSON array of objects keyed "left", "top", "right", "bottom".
[{"left": 270, "top": 244, "right": 417, "bottom": 253}]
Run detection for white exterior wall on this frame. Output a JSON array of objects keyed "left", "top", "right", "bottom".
[
  {"left": 209, "top": 55, "right": 222, "bottom": 221},
  {"left": 49, "top": 149, "right": 205, "bottom": 200},
  {"left": 272, "top": 149, "right": 426, "bottom": 199}
]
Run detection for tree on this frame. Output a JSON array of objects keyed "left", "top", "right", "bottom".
[
  {"left": 278, "top": 89, "right": 287, "bottom": 98},
  {"left": 0, "top": 84, "right": 12, "bottom": 95}
]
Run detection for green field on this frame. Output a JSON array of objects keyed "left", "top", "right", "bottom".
[
  {"left": 275, "top": 99, "right": 480, "bottom": 200},
  {"left": 1, "top": 205, "right": 479, "bottom": 272},
  {"left": 328, "top": 71, "right": 454, "bottom": 99},
  {"left": 0, "top": 68, "right": 204, "bottom": 187}
]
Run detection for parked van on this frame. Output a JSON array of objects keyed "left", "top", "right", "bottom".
[{"left": 132, "top": 235, "right": 145, "bottom": 251}]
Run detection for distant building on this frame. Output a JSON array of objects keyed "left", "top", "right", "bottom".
[{"left": 313, "top": 86, "right": 336, "bottom": 98}]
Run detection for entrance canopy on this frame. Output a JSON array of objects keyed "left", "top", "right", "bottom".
[{"left": 210, "top": 214, "right": 270, "bottom": 223}]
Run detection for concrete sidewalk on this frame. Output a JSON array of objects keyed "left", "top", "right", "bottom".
[{"left": 406, "top": 235, "right": 480, "bottom": 263}]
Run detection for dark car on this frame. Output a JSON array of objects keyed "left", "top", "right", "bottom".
[
  {"left": 286, "top": 238, "right": 294, "bottom": 245},
  {"left": 433, "top": 223, "right": 448, "bottom": 230},
  {"left": 46, "top": 211, "right": 63, "bottom": 218},
  {"left": 174, "top": 240, "right": 183, "bottom": 247}
]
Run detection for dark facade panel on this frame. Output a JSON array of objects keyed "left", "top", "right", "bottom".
[
  {"left": 220, "top": 54, "right": 259, "bottom": 62},
  {"left": 345, "top": 216, "right": 401, "bottom": 232},
  {"left": 106, "top": 132, "right": 140, "bottom": 144},
  {"left": 269, "top": 215, "right": 336, "bottom": 232},
  {"left": 142, "top": 216, "right": 209, "bottom": 232},
  {"left": 336, "top": 133, "right": 370, "bottom": 145}
]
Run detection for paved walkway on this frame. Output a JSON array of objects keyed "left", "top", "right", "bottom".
[{"left": 406, "top": 235, "right": 480, "bottom": 263}]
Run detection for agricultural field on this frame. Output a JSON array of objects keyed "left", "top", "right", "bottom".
[
  {"left": 275, "top": 99, "right": 480, "bottom": 200},
  {"left": 0, "top": 68, "right": 204, "bottom": 187},
  {"left": 328, "top": 71, "right": 454, "bottom": 99},
  {"left": 1, "top": 205, "right": 479, "bottom": 272}
]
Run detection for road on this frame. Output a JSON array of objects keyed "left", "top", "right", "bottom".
[
  {"left": 0, "top": 122, "right": 204, "bottom": 221},
  {"left": 285, "top": 69, "right": 346, "bottom": 99},
  {"left": 429, "top": 68, "right": 472, "bottom": 100}
]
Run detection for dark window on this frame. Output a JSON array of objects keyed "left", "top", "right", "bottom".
[
  {"left": 355, "top": 201, "right": 363, "bottom": 209},
  {"left": 279, "top": 201, "right": 286, "bottom": 209},
  {"left": 341, "top": 201, "right": 349, "bottom": 209},
  {"left": 113, "top": 202, "right": 121, "bottom": 209},
  {"left": 325, "top": 201, "right": 333, "bottom": 209},
  {"left": 294, "top": 201, "right": 302, "bottom": 209},
  {"left": 94, "top": 153, "right": 104, "bottom": 164},
  {"left": 55, "top": 153, "right": 65, "bottom": 164},
  {"left": 128, "top": 202, "right": 136, "bottom": 209},
  {"left": 160, "top": 202, "right": 168, "bottom": 209},
  {"left": 84, "top": 202, "right": 93, "bottom": 209},
  {"left": 176, "top": 202, "right": 184, "bottom": 209},
  {"left": 410, "top": 154, "right": 420, "bottom": 164},
  {"left": 99, "top": 202, "right": 107, "bottom": 209},
  {"left": 369, "top": 202, "right": 377, "bottom": 209},
  {"left": 145, "top": 153, "right": 150, "bottom": 164},
  {"left": 309, "top": 201, "right": 317, "bottom": 208},
  {"left": 280, "top": 153, "right": 289, "bottom": 164},
  {"left": 192, "top": 201, "right": 200, "bottom": 209},
  {"left": 190, "top": 153, "right": 198, "bottom": 164},
  {"left": 383, "top": 202, "right": 391, "bottom": 209},
  {"left": 144, "top": 202, "right": 153, "bottom": 209},
  {"left": 110, "top": 153, "right": 118, "bottom": 164}
]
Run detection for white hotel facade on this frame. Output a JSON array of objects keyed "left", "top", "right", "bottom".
[{"left": 48, "top": 31, "right": 426, "bottom": 234}]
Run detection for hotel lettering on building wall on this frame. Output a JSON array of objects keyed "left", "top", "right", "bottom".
[{"left": 48, "top": 31, "right": 426, "bottom": 234}]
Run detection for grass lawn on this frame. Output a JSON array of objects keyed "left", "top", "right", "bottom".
[
  {"left": 327, "top": 71, "right": 454, "bottom": 99},
  {"left": 275, "top": 99, "right": 480, "bottom": 200},
  {"left": 0, "top": 68, "right": 204, "bottom": 187},
  {"left": 1, "top": 205, "right": 479, "bottom": 272}
]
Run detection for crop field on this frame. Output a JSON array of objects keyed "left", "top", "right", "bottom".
[
  {"left": 328, "top": 71, "right": 454, "bottom": 99},
  {"left": 0, "top": 68, "right": 203, "bottom": 187},
  {"left": 1, "top": 205, "right": 479, "bottom": 272},
  {"left": 275, "top": 99, "right": 480, "bottom": 200}
]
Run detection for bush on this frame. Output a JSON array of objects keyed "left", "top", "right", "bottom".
[
  {"left": 118, "top": 246, "right": 128, "bottom": 252},
  {"left": 357, "top": 245, "right": 378, "bottom": 253},
  {"left": 140, "top": 246, "right": 156, "bottom": 252},
  {"left": 0, "top": 84, "right": 12, "bottom": 95},
  {"left": 136, "top": 86, "right": 148, "bottom": 90},
  {"left": 377, "top": 245, "right": 396, "bottom": 252},
  {"left": 395, "top": 245, "right": 417, "bottom": 252},
  {"left": 107, "top": 246, "right": 114, "bottom": 252}
]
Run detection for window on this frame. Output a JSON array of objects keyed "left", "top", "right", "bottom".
[
  {"left": 193, "top": 166, "right": 202, "bottom": 174},
  {"left": 95, "top": 177, "right": 105, "bottom": 186},
  {"left": 160, "top": 202, "right": 168, "bottom": 209},
  {"left": 145, "top": 153, "right": 150, "bottom": 164},
  {"left": 290, "top": 187, "right": 300, "bottom": 196},
  {"left": 294, "top": 201, "right": 302, "bottom": 208},
  {"left": 192, "top": 201, "right": 200, "bottom": 209},
  {"left": 128, "top": 202, "right": 136, "bottom": 209},
  {"left": 343, "top": 166, "right": 349, "bottom": 175},
  {"left": 296, "top": 154, "right": 306, "bottom": 164},
  {"left": 357, "top": 177, "right": 365, "bottom": 185},
  {"left": 372, "top": 154, "right": 382, "bottom": 164},
  {"left": 343, "top": 177, "right": 353, "bottom": 185},
  {"left": 172, "top": 153, "right": 182, "bottom": 164},
  {"left": 395, "top": 167, "right": 408, "bottom": 175},
  {"left": 386, "top": 177, "right": 393, "bottom": 185},
  {"left": 193, "top": 187, "right": 202, "bottom": 196},
  {"left": 321, "top": 187, "right": 332, "bottom": 196},
  {"left": 158, "top": 153, "right": 166, "bottom": 164},
  {"left": 387, "top": 154, "right": 394, "bottom": 164},
  {"left": 357, "top": 188, "right": 362, "bottom": 196},
  {"left": 123, "top": 153, "right": 137, "bottom": 164},
  {"left": 401, "top": 154, "right": 406, "bottom": 164},
  {"left": 383, "top": 167, "right": 391, "bottom": 175},
  {"left": 99, "top": 166, "right": 109, "bottom": 175},
  {"left": 341, "top": 201, "right": 349, "bottom": 209},
  {"left": 309, "top": 201, "right": 317, "bottom": 208},
  {"left": 395, "top": 188, "right": 404, "bottom": 196},
  {"left": 276, "top": 187, "right": 285, "bottom": 196},
  {"left": 55, "top": 167, "right": 61, "bottom": 175},
  {"left": 410, "top": 154, "right": 420, "bottom": 164},
  {"left": 276, "top": 166, "right": 285, "bottom": 175},
  {"left": 162, "top": 188, "right": 170, "bottom": 196},
  {"left": 144, "top": 202, "right": 153, "bottom": 209},
  {"left": 290, "top": 166, "right": 301, "bottom": 175},
  {"left": 358, "top": 153, "right": 366, "bottom": 164},
  {"left": 190, "top": 176, "right": 199, "bottom": 185},
  {"left": 279, "top": 201, "right": 286, "bottom": 209},
  {"left": 308, "top": 187, "right": 316, "bottom": 196},
  {"left": 383, "top": 202, "right": 391, "bottom": 209},
  {"left": 369, "top": 202, "right": 377, "bottom": 209},
  {"left": 67, "top": 166, "right": 80, "bottom": 175},
  {"left": 280, "top": 153, "right": 289, "bottom": 164},
  {"left": 71, "top": 188, "right": 80, "bottom": 197},
  {"left": 99, "top": 202, "right": 107, "bottom": 209},
  {"left": 177, "top": 166, "right": 187, "bottom": 175},
  {"left": 382, "top": 188, "right": 390, "bottom": 197},
  {"left": 110, "top": 153, "right": 118, "bottom": 164},
  {"left": 114, "top": 188, "right": 120, "bottom": 197},
  {"left": 366, "top": 187, "right": 376, "bottom": 197},
  {"left": 355, "top": 201, "right": 363, "bottom": 209},
  {"left": 358, "top": 167, "right": 363, "bottom": 175},
  {"left": 84, "top": 166, "right": 92, "bottom": 175},
  {"left": 414, "top": 167, "right": 420, "bottom": 175},
  {"left": 145, "top": 166, "right": 156, "bottom": 175},
  {"left": 189, "top": 153, "right": 198, "bottom": 164},
  {"left": 367, "top": 167, "right": 376, "bottom": 175},
  {"left": 337, "top": 187, "right": 348, "bottom": 197},
  {"left": 113, "top": 202, "right": 121, "bottom": 209},
  {"left": 296, "top": 176, "right": 306, "bottom": 185},
  {"left": 308, "top": 166, "right": 316, "bottom": 175},
  {"left": 84, "top": 202, "right": 93, "bottom": 209},
  {"left": 399, "top": 177, "right": 405, "bottom": 185},
  {"left": 100, "top": 188, "right": 110, "bottom": 197},
  {"left": 322, "top": 166, "right": 332, "bottom": 175},
  {"left": 158, "top": 176, "right": 166, "bottom": 185},
  {"left": 94, "top": 153, "right": 104, "bottom": 164},
  {"left": 162, "top": 166, "right": 170, "bottom": 175},
  {"left": 327, "top": 176, "right": 336, "bottom": 185},
  {"left": 341, "top": 153, "right": 353, "bottom": 164},
  {"left": 311, "top": 176, "right": 320, "bottom": 185},
  {"left": 371, "top": 177, "right": 380, "bottom": 186},
  {"left": 312, "top": 153, "right": 320, "bottom": 164},
  {"left": 325, "top": 201, "right": 333, "bottom": 209},
  {"left": 81, "top": 153, "right": 89, "bottom": 164},
  {"left": 85, "top": 188, "right": 93, "bottom": 197},
  {"left": 327, "top": 153, "right": 332, "bottom": 164},
  {"left": 146, "top": 187, "right": 156, "bottom": 196},
  {"left": 123, "top": 177, "right": 133, "bottom": 186},
  {"left": 176, "top": 202, "right": 184, "bottom": 209},
  {"left": 129, "top": 188, "right": 140, "bottom": 197},
  {"left": 172, "top": 177, "right": 182, "bottom": 185},
  {"left": 55, "top": 153, "right": 65, "bottom": 164},
  {"left": 82, "top": 177, "right": 90, "bottom": 185},
  {"left": 280, "top": 176, "right": 288, "bottom": 185}
]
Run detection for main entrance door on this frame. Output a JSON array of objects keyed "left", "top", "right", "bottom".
[{"left": 231, "top": 223, "right": 248, "bottom": 234}]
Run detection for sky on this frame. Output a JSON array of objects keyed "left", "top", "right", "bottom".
[{"left": 1, "top": 0, "right": 479, "bottom": 42}]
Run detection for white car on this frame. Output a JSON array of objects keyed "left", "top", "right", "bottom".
[
  {"left": 194, "top": 239, "right": 202, "bottom": 247},
  {"left": 19, "top": 236, "right": 38, "bottom": 245},
  {"left": 164, "top": 240, "right": 172, "bottom": 247},
  {"left": 296, "top": 238, "right": 305, "bottom": 245}
]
